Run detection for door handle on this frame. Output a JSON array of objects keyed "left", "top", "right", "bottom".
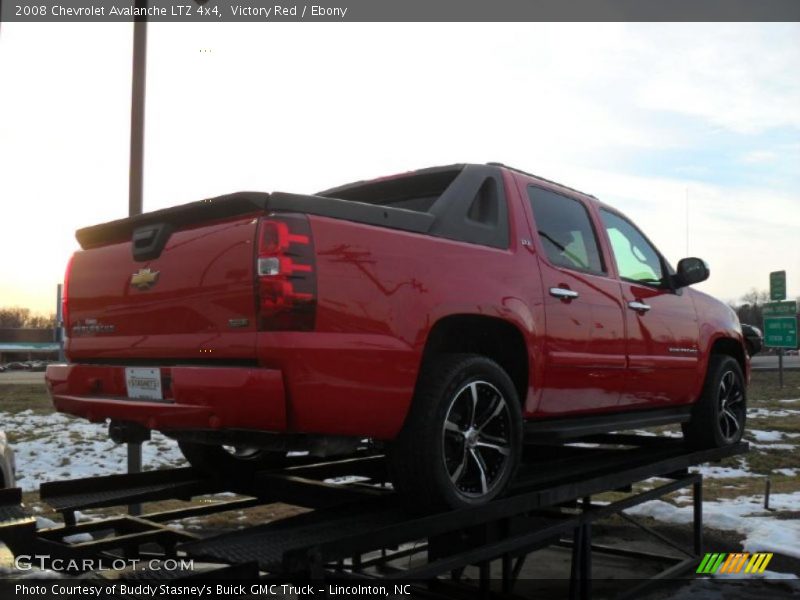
[
  {"left": 628, "top": 301, "right": 651, "bottom": 313},
  {"left": 550, "top": 287, "right": 579, "bottom": 300}
]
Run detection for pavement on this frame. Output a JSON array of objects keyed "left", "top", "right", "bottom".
[
  {"left": 751, "top": 355, "right": 800, "bottom": 370},
  {"left": 0, "top": 371, "right": 45, "bottom": 385}
]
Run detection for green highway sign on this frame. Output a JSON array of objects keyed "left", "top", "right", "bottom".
[
  {"left": 763, "top": 300, "right": 797, "bottom": 317},
  {"left": 770, "top": 270, "right": 787, "bottom": 301},
  {"left": 764, "top": 317, "right": 797, "bottom": 349}
]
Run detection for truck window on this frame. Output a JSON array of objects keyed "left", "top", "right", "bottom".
[
  {"left": 600, "top": 209, "right": 664, "bottom": 285},
  {"left": 528, "top": 186, "right": 605, "bottom": 275}
]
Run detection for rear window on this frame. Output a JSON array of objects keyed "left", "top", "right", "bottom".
[{"left": 318, "top": 164, "right": 508, "bottom": 249}]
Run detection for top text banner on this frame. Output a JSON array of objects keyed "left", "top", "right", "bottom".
[{"left": 3, "top": 0, "right": 800, "bottom": 23}]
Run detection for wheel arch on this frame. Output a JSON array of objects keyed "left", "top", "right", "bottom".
[
  {"left": 418, "top": 314, "right": 529, "bottom": 404},
  {"left": 709, "top": 336, "right": 747, "bottom": 377}
]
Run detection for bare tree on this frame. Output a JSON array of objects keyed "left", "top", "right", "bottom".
[
  {"left": 26, "top": 313, "right": 57, "bottom": 329},
  {"left": 0, "top": 307, "right": 57, "bottom": 329},
  {"left": 0, "top": 307, "right": 30, "bottom": 328},
  {"left": 733, "top": 288, "right": 774, "bottom": 326}
]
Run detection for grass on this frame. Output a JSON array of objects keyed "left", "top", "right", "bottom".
[
  {"left": 748, "top": 370, "right": 800, "bottom": 404},
  {"left": 0, "top": 384, "right": 52, "bottom": 414},
  {"left": 750, "top": 416, "right": 800, "bottom": 433},
  {"left": 747, "top": 447, "right": 800, "bottom": 473}
]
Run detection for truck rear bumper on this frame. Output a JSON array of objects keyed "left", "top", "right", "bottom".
[{"left": 45, "top": 364, "right": 287, "bottom": 432}]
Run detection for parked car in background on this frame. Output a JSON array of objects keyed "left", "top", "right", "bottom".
[
  {"left": 741, "top": 324, "right": 763, "bottom": 357},
  {"left": 3, "top": 362, "right": 29, "bottom": 371},
  {"left": 47, "top": 163, "right": 750, "bottom": 511},
  {"left": 0, "top": 431, "right": 16, "bottom": 489}
]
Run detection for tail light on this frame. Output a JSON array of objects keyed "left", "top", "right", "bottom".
[
  {"left": 62, "top": 254, "right": 75, "bottom": 332},
  {"left": 255, "top": 213, "right": 317, "bottom": 331}
]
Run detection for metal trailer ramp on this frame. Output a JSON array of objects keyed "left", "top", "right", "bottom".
[{"left": 0, "top": 437, "right": 748, "bottom": 599}]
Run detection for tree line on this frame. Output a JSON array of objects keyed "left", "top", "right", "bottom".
[
  {"left": 0, "top": 307, "right": 57, "bottom": 329},
  {"left": 731, "top": 289, "right": 800, "bottom": 326}
]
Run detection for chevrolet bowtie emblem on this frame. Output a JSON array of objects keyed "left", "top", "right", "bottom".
[{"left": 131, "top": 268, "right": 160, "bottom": 290}]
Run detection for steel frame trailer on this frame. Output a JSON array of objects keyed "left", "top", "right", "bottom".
[{"left": 0, "top": 436, "right": 747, "bottom": 599}]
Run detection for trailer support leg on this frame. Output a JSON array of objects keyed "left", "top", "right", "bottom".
[
  {"left": 693, "top": 477, "right": 703, "bottom": 557},
  {"left": 501, "top": 553, "right": 513, "bottom": 593},
  {"left": 479, "top": 561, "right": 490, "bottom": 598},
  {"left": 569, "top": 525, "right": 583, "bottom": 600},
  {"left": 127, "top": 442, "right": 142, "bottom": 516},
  {"left": 581, "top": 523, "right": 592, "bottom": 600}
]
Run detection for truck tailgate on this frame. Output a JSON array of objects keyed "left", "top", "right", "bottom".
[{"left": 67, "top": 213, "right": 261, "bottom": 362}]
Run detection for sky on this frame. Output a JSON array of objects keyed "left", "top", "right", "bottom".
[{"left": 1, "top": 22, "right": 799, "bottom": 314}]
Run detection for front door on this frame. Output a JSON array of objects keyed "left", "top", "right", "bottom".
[
  {"left": 526, "top": 185, "right": 627, "bottom": 415},
  {"left": 599, "top": 209, "right": 700, "bottom": 407}
]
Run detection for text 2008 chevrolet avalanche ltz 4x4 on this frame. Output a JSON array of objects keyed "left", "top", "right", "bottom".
[{"left": 46, "top": 164, "right": 748, "bottom": 511}]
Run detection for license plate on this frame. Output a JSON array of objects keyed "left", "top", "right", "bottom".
[{"left": 125, "top": 367, "right": 163, "bottom": 400}]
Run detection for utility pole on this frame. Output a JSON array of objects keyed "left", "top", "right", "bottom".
[
  {"left": 55, "top": 284, "right": 65, "bottom": 362},
  {"left": 129, "top": 1, "right": 148, "bottom": 217},
  {"left": 127, "top": 0, "right": 149, "bottom": 515}
]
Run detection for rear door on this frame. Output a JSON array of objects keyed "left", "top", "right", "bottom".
[
  {"left": 598, "top": 209, "right": 700, "bottom": 407},
  {"left": 525, "top": 185, "right": 627, "bottom": 415}
]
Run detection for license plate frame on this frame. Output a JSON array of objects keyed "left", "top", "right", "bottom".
[{"left": 125, "top": 367, "right": 163, "bottom": 401}]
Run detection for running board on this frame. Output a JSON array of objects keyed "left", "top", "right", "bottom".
[{"left": 525, "top": 407, "right": 692, "bottom": 440}]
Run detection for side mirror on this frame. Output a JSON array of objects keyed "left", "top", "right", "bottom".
[{"left": 673, "top": 257, "right": 710, "bottom": 288}]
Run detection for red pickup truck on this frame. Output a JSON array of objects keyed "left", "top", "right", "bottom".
[{"left": 46, "top": 163, "right": 748, "bottom": 510}]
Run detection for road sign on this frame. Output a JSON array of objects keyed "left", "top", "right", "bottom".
[
  {"left": 764, "top": 298, "right": 797, "bottom": 388},
  {"left": 770, "top": 271, "right": 787, "bottom": 301},
  {"left": 763, "top": 300, "right": 797, "bottom": 317},
  {"left": 764, "top": 316, "right": 798, "bottom": 349}
]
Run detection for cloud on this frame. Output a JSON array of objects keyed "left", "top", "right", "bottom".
[
  {"left": 740, "top": 150, "right": 780, "bottom": 165},
  {"left": 632, "top": 24, "right": 800, "bottom": 134}
]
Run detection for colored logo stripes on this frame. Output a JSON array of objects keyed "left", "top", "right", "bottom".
[{"left": 696, "top": 552, "right": 773, "bottom": 574}]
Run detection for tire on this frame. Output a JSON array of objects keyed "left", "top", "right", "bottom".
[
  {"left": 178, "top": 441, "right": 289, "bottom": 479},
  {"left": 682, "top": 355, "right": 747, "bottom": 449},
  {"left": 388, "top": 354, "right": 523, "bottom": 512}
]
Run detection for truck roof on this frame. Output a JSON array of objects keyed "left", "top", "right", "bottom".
[{"left": 485, "top": 162, "right": 599, "bottom": 201}]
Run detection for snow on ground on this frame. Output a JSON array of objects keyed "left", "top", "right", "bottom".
[
  {"left": 748, "top": 408, "right": 800, "bottom": 419},
  {"left": 751, "top": 443, "right": 797, "bottom": 451},
  {"left": 1, "top": 410, "right": 185, "bottom": 491},
  {"left": 748, "top": 430, "right": 786, "bottom": 443},
  {"left": 694, "top": 460, "right": 752, "bottom": 479},
  {"left": 625, "top": 492, "right": 800, "bottom": 560},
  {"left": 775, "top": 468, "right": 799, "bottom": 477},
  {"left": 778, "top": 399, "right": 800, "bottom": 405}
]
